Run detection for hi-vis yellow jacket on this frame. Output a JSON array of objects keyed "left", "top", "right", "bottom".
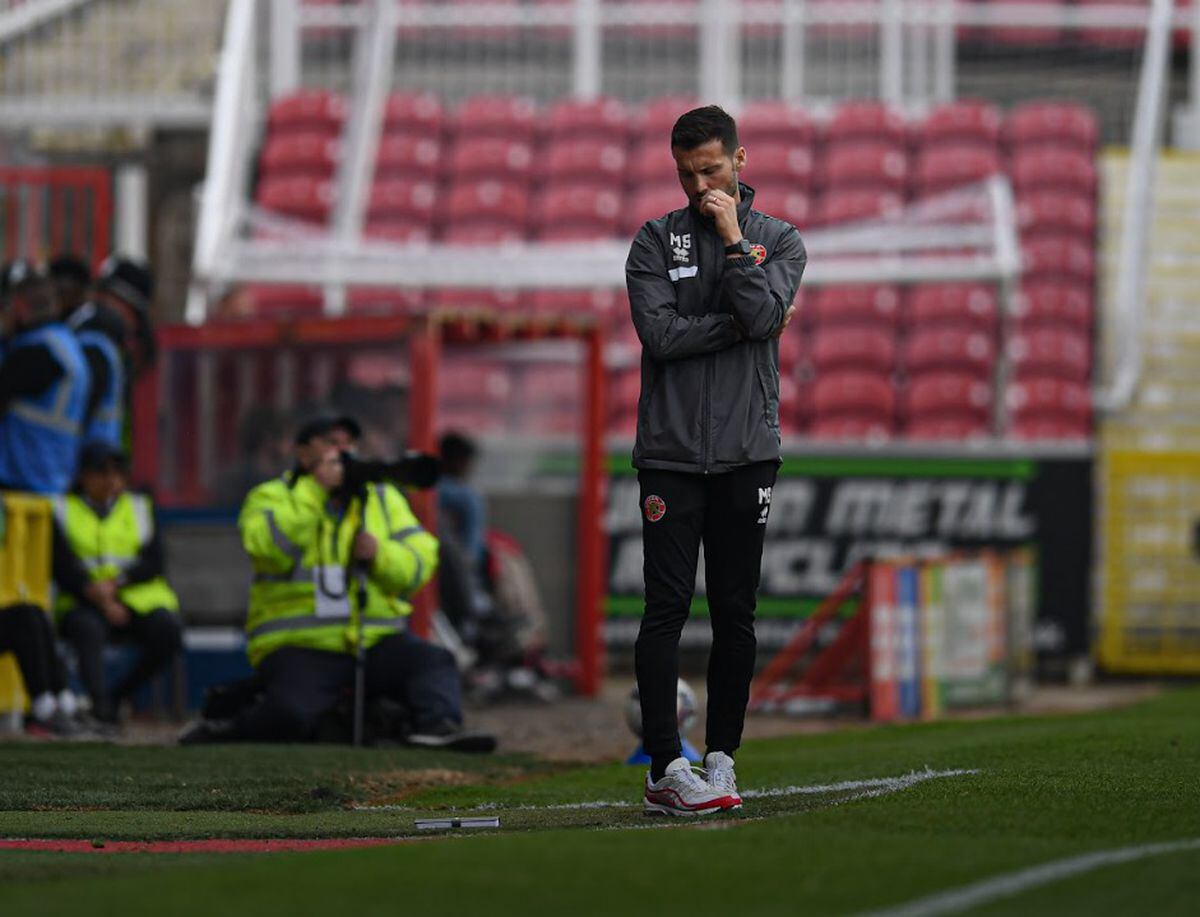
[{"left": 239, "top": 474, "right": 438, "bottom": 668}]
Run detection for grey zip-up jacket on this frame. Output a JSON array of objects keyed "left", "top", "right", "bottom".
[{"left": 626, "top": 182, "right": 807, "bottom": 473}]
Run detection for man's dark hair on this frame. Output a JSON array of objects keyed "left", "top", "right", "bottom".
[
  {"left": 440, "top": 431, "right": 477, "bottom": 471},
  {"left": 47, "top": 254, "right": 92, "bottom": 288},
  {"left": 670, "top": 105, "right": 740, "bottom": 155}
]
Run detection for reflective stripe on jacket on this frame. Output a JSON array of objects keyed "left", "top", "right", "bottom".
[
  {"left": 0, "top": 323, "right": 91, "bottom": 493},
  {"left": 52, "top": 491, "right": 179, "bottom": 615},
  {"left": 239, "top": 474, "right": 439, "bottom": 668}
]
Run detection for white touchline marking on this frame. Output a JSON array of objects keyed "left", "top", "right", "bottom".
[
  {"left": 858, "top": 837, "right": 1200, "bottom": 917},
  {"left": 352, "top": 767, "right": 977, "bottom": 813}
]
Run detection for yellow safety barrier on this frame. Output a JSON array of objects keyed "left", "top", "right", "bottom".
[
  {"left": 1099, "top": 451, "right": 1200, "bottom": 674},
  {"left": 0, "top": 493, "right": 53, "bottom": 716}
]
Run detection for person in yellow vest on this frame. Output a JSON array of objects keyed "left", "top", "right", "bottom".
[
  {"left": 52, "top": 441, "right": 182, "bottom": 725},
  {"left": 180, "top": 426, "right": 494, "bottom": 751}
]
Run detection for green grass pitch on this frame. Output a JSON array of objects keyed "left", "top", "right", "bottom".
[{"left": 1, "top": 687, "right": 1198, "bottom": 916}]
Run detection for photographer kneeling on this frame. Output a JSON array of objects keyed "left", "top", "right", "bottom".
[{"left": 181, "top": 418, "right": 493, "bottom": 751}]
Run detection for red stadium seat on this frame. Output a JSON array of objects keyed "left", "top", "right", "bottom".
[
  {"left": 1011, "top": 148, "right": 1097, "bottom": 195},
  {"left": 806, "top": 285, "right": 902, "bottom": 329},
  {"left": 742, "top": 141, "right": 817, "bottom": 188},
  {"left": 440, "top": 224, "right": 526, "bottom": 244},
  {"left": 985, "top": 0, "right": 1067, "bottom": 47},
  {"left": 1016, "top": 191, "right": 1097, "bottom": 240},
  {"left": 913, "top": 146, "right": 1002, "bottom": 196},
  {"left": 809, "top": 416, "right": 894, "bottom": 440},
  {"left": 382, "top": 91, "right": 445, "bottom": 136},
  {"left": 375, "top": 135, "right": 441, "bottom": 176},
  {"left": 519, "top": 365, "right": 582, "bottom": 408},
  {"left": 1013, "top": 281, "right": 1093, "bottom": 333},
  {"left": 260, "top": 133, "right": 340, "bottom": 177},
  {"left": 447, "top": 137, "right": 534, "bottom": 181},
  {"left": 809, "top": 327, "right": 897, "bottom": 373},
  {"left": 751, "top": 185, "right": 813, "bottom": 228},
  {"left": 610, "top": 371, "right": 642, "bottom": 420},
  {"left": 737, "top": 100, "right": 816, "bottom": 147},
  {"left": 545, "top": 97, "right": 630, "bottom": 143},
  {"left": 533, "top": 185, "right": 621, "bottom": 238},
  {"left": 815, "top": 189, "right": 903, "bottom": 226},
  {"left": 544, "top": 139, "right": 627, "bottom": 185},
  {"left": 778, "top": 329, "right": 803, "bottom": 374},
  {"left": 364, "top": 220, "right": 432, "bottom": 244},
  {"left": 1021, "top": 235, "right": 1095, "bottom": 283},
  {"left": 1006, "top": 377, "right": 1091, "bottom": 424},
  {"left": 623, "top": 186, "right": 686, "bottom": 234},
  {"left": 243, "top": 285, "right": 323, "bottom": 318},
  {"left": 919, "top": 100, "right": 1002, "bottom": 149},
  {"left": 453, "top": 94, "right": 539, "bottom": 142},
  {"left": 907, "top": 284, "right": 998, "bottom": 334},
  {"left": 256, "top": 176, "right": 332, "bottom": 222},
  {"left": 430, "top": 288, "right": 521, "bottom": 311},
  {"left": 905, "top": 417, "right": 991, "bottom": 441},
  {"left": 1010, "top": 417, "right": 1090, "bottom": 440},
  {"left": 811, "top": 370, "right": 896, "bottom": 418},
  {"left": 627, "top": 139, "right": 681, "bottom": 188},
  {"left": 1006, "top": 101, "right": 1099, "bottom": 152},
  {"left": 444, "top": 180, "right": 529, "bottom": 231},
  {"left": 1007, "top": 329, "right": 1091, "bottom": 382},
  {"left": 531, "top": 288, "right": 623, "bottom": 321},
  {"left": 367, "top": 178, "right": 437, "bottom": 223},
  {"left": 823, "top": 142, "right": 908, "bottom": 192},
  {"left": 904, "top": 372, "right": 992, "bottom": 423},
  {"left": 608, "top": 409, "right": 638, "bottom": 438},
  {"left": 904, "top": 328, "right": 995, "bottom": 376},
  {"left": 633, "top": 96, "right": 701, "bottom": 143},
  {"left": 267, "top": 90, "right": 347, "bottom": 135},
  {"left": 346, "top": 286, "right": 426, "bottom": 315},
  {"left": 827, "top": 100, "right": 907, "bottom": 147},
  {"left": 440, "top": 362, "right": 515, "bottom": 404}
]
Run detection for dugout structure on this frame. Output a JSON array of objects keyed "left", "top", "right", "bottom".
[{"left": 130, "top": 310, "right": 609, "bottom": 696}]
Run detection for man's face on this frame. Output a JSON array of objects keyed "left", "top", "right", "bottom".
[
  {"left": 295, "top": 428, "right": 357, "bottom": 472},
  {"left": 326, "top": 427, "right": 357, "bottom": 454},
  {"left": 672, "top": 139, "right": 746, "bottom": 216},
  {"left": 80, "top": 465, "right": 125, "bottom": 505}
]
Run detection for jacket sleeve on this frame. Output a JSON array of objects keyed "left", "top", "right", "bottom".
[
  {"left": 370, "top": 484, "right": 439, "bottom": 600},
  {"left": 0, "top": 344, "right": 65, "bottom": 413},
  {"left": 626, "top": 226, "right": 741, "bottom": 361},
  {"left": 51, "top": 521, "right": 92, "bottom": 601},
  {"left": 118, "top": 516, "right": 165, "bottom": 586},
  {"left": 238, "top": 480, "right": 322, "bottom": 574},
  {"left": 721, "top": 226, "right": 807, "bottom": 341}
]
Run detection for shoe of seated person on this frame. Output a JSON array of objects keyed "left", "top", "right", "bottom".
[
  {"left": 405, "top": 718, "right": 497, "bottom": 754},
  {"left": 643, "top": 757, "right": 737, "bottom": 816},
  {"left": 178, "top": 718, "right": 236, "bottom": 746}
]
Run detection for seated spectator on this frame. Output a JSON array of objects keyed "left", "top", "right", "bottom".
[
  {"left": 0, "top": 260, "right": 91, "bottom": 494},
  {"left": 52, "top": 441, "right": 182, "bottom": 725},
  {"left": 0, "top": 603, "right": 86, "bottom": 737}
]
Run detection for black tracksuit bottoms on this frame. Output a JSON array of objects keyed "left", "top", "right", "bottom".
[
  {"left": 0, "top": 604, "right": 66, "bottom": 698},
  {"left": 635, "top": 461, "right": 778, "bottom": 767}
]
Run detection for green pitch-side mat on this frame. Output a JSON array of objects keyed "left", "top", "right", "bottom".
[{"left": 1, "top": 688, "right": 1198, "bottom": 916}]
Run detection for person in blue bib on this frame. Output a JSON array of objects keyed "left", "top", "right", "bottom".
[{"left": 0, "top": 260, "right": 92, "bottom": 495}]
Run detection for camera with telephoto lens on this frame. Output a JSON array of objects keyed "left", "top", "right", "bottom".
[{"left": 338, "top": 451, "right": 441, "bottom": 497}]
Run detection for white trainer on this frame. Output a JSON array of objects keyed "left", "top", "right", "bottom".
[
  {"left": 643, "top": 757, "right": 737, "bottom": 816},
  {"left": 703, "top": 752, "right": 742, "bottom": 809}
]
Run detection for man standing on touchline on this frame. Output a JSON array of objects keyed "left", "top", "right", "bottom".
[{"left": 626, "top": 105, "right": 806, "bottom": 816}]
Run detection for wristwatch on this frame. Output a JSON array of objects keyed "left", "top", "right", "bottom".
[{"left": 724, "top": 239, "right": 752, "bottom": 256}]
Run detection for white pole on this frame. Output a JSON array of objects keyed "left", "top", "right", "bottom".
[
  {"left": 1097, "top": 0, "right": 1173, "bottom": 412},
  {"left": 572, "top": 0, "right": 601, "bottom": 100},
  {"left": 699, "top": 0, "right": 739, "bottom": 108},
  {"left": 328, "top": 0, "right": 397, "bottom": 316},
  {"left": 781, "top": 0, "right": 806, "bottom": 101},
  {"left": 880, "top": 0, "right": 904, "bottom": 105},
  {"left": 186, "top": 0, "right": 256, "bottom": 325},
  {"left": 270, "top": 0, "right": 301, "bottom": 98},
  {"left": 115, "top": 162, "right": 148, "bottom": 260},
  {"left": 934, "top": 0, "right": 956, "bottom": 103}
]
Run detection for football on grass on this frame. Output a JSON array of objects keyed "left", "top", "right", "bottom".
[{"left": 624, "top": 679, "right": 698, "bottom": 739}]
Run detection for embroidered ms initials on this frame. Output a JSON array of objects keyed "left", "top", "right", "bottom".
[{"left": 669, "top": 232, "right": 692, "bottom": 263}]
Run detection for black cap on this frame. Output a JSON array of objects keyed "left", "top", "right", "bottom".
[
  {"left": 97, "top": 255, "right": 153, "bottom": 310},
  {"left": 47, "top": 254, "right": 93, "bottom": 287},
  {"left": 78, "top": 440, "right": 128, "bottom": 472},
  {"left": 0, "top": 259, "right": 43, "bottom": 299},
  {"left": 294, "top": 414, "right": 362, "bottom": 446}
]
